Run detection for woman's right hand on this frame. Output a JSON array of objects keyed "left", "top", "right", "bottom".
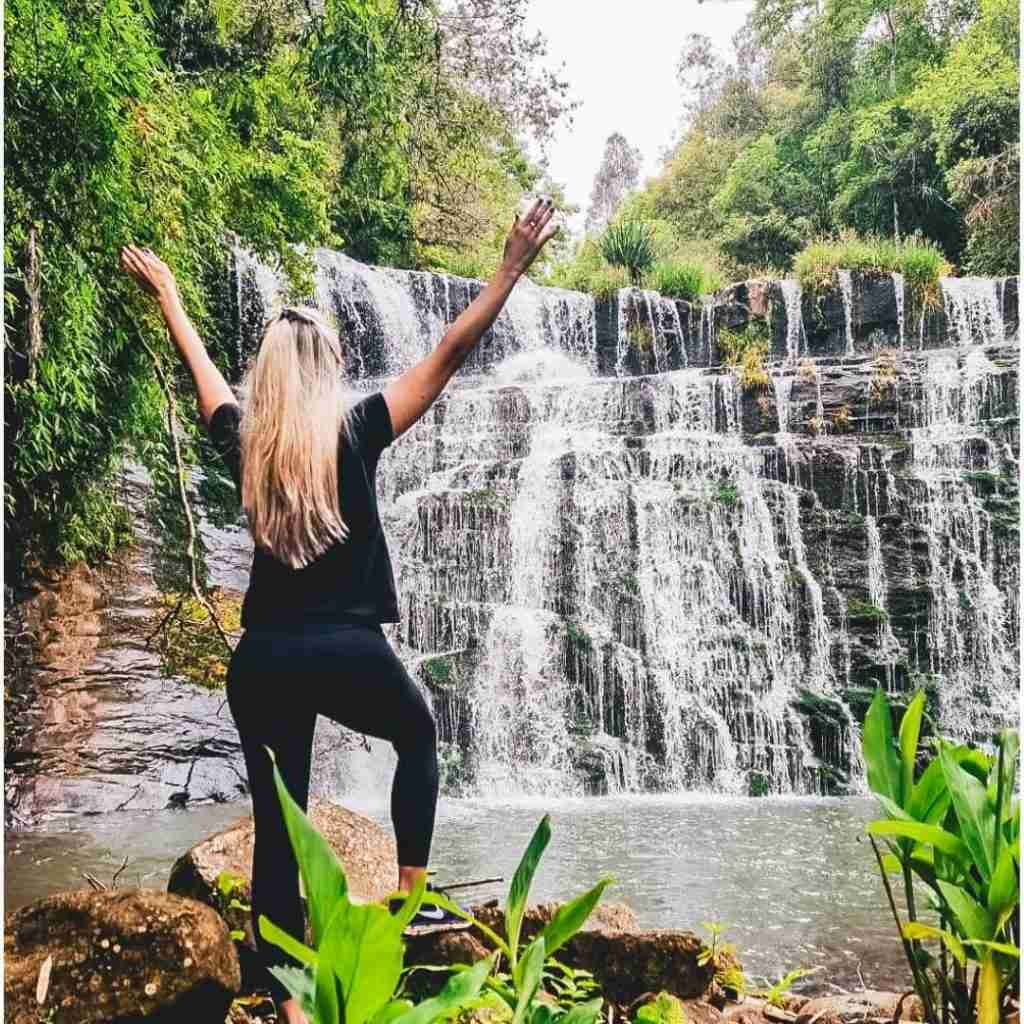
[
  {"left": 120, "top": 245, "right": 179, "bottom": 306},
  {"left": 499, "top": 197, "right": 559, "bottom": 278}
]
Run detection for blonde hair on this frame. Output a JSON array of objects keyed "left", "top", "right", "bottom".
[{"left": 239, "top": 306, "right": 353, "bottom": 569}]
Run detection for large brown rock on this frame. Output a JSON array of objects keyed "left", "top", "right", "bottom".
[
  {"left": 795, "top": 990, "right": 923, "bottom": 1024},
  {"left": 4, "top": 888, "right": 240, "bottom": 1024},
  {"left": 404, "top": 900, "right": 716, "bottom": 1006},
  {"left": 167, "top": 797, "right": 397, "bottom": 947}
]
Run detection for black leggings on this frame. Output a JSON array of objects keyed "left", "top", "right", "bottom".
[{"left": 226, "top": 621, "right": 438, "bottom": 1003}]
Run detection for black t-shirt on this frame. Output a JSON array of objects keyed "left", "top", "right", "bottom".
[{"left": 207, "top": 392, "right": 400, "bottom": 629}]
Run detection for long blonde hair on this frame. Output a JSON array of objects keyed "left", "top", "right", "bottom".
[{"left": 239, "top": 306, "right": 353, "bottom": 569}]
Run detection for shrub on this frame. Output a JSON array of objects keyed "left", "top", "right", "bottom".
[
  {"left": 718, "top": 323, "right": 771, "bottom": 392},
  {"left": 862, "top": 690, "right": 1020, "bottom": 1024},
  {"left": 793, "top": 232, "right": 952, "bottom": 310},
  {"left": 600, "top": 221, "right": 656, "bottom": 286},
  {"left": 847, "top": 598, "right": 889, "bottom": 624},
  {"left": 869, "top": 350, "right": 900, "bottom": 401},
  {"left": 647, "top": 260, "right": 709, "bottom": 301},
  {"left": 831, "top": 404, "right": 853, "bottom": 432}
]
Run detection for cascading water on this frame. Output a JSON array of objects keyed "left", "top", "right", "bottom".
[
  {"left": 837, "top": 270, "right": 855, "bottom": 354},
  {"left": 222, "top": 253, "right": 1019, "bottom": 800},
  {"left": 941, "top": 277, "right": 1006, "bottom": 347},
  {"left": 892, "top": 272, "right": 905, "bottom": 350}
]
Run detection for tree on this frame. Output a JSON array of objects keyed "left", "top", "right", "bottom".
[{"left": 585, "top": 132, "right": 643, "bottom": 235}]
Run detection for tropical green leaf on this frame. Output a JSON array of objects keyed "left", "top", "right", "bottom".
[
  {"left": 258, "top": 914, "right": 318, "bottom": 968},
  {"left": 420, "top": 890, "right": 510, "bottom": 956},
  {"left": 325, "top": 900, "right": 407, "bottom": 1024},
  {"left": 898, "top": 690, "right": 926, "bottom": 800},
  {"left": 560, "top": 996, "right": 605, "bottom": 1024},
  {"left": 987, "top": 846, "right": 1018, "bottom": 921},
  {"left": 392, "top": 955, "right": 494, "bottom": 1024},
  {"left": 964, "top": 940, "right": 1020, "bottom": 957},
  {"left": 507, "top": 816, "right": 552, "bottom": 968},
  {"left": 902, "top": 922, "right": 967, "bottom": 967},
  {"left": 908, "top": 758, "right": 951, "bottom": 825},
  {"left": 866, "top": 820, "right": 971, "bottom": 864},
  {"left": 268, "top": 747, "right": 349, "bottom": 946},
  {"left": 876, "top": 793, "right": 913, "bottom": 822},
  {"left": 938, "top": 881, "right": 995, "bottom": 943},
  {"left": 864, "top": 689, "right": 902, "bottom": 804},
  {"left": 388, "top": 875, "right": 426, "bottom": 933},
  {"left": 372, "top": 1000, "right": 416, "bottom": 1024},
  {"left": 939, "top": 744, "right": 996, "bottom": 882},
  {"left": 512, "top": 937, "right": 546, "bottom": 1024},
  {"left": 315, "top": 953, "right": 344, "bottom": 1024},
  {"left": 533, "top": 877, "right": 614, "bottom": 961}
]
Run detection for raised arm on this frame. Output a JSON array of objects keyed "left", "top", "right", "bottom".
[
  {"left": 383, "top": 197, "right": 559, "bottom": 439},
  {"left": 119, "top": 245, "right": 235, "bottom": 426}
]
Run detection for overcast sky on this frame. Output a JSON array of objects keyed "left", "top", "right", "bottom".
[{"left": 524, "top": 1, "right": 755, "bottom": 232}]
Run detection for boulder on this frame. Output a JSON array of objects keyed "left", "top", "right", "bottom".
[
  {"left": 404, "top": 900, "right": 716, "bottom": 1007},
  {"left": 167, "top": 797, "right": 397, "bottom": 947},
  {"left": 795, "top": 990, "right": 923, "bottom": 1024},
  {"left": 4, "top": 888, "right": 239, "bottom": 1024}
]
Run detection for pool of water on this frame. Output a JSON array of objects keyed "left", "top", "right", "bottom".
[{"left": 4, "top": 792, "right": 908, "bottom": 994}]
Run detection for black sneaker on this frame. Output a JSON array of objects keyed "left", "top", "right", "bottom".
[{"left": 390, "top": 887, "right": 473, "bottom": 937}]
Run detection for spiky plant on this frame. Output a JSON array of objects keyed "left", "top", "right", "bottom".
[{"left": 600, "top": 221, "right": 656, "bottom": 286}]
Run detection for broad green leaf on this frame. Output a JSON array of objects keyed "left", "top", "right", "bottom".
[
  {"left": 387, "top": 874, "right": 426, "bottom": 933},
  {"left": 326, "top": 900, "right": 406, "bottom": 1024},
  {"left": 866, "top": 820, "right": 971, "bottom": 864},
  {"left": 986, "top": 846, "right": 1017, "bottom": 921},
  {"left": 977, "top": 956, "right": 1001, "bottom": 1024},
  {"left": 511, "top": 936, "right": 546, "bottom": 1024},
  {"left": 268, "top": 747, "right": 349, "bottom": 946},
  {"left": 876, "top": 793, "right": 913, "bottom": 822},
  {"left": 268, "top": 965, "right": 317, "bottom": 1018},
  {"left": 938, "top": 881, "right": 995, "bottom": 942},
  {"left": 258, "top": 914, "right": 318, "bottom": 968},
  {"left": 881, "top": 853, "right": 902, "bottom": 874},
  {"left": 965, "top": 940, "right": 1020, "bottom": 957},
  {"left": 315, "top": 954, "right": 343, "bottom": 1024},
  {"left": 533, "top": 877, "right": 614, "bottom": 960},
  {"left": 635, "top": 992, "right": 685, "bottom": 1024},
  {"left": 909, "top": 758, "right": 951, "bottom": 825},
  {"left": 372, "top": 1001, "right": 416, "bottom": 1024},
  {"left": 392, "top": 955, "right": 494, "bottom": 1024},
  {"left": 507, "top": 816, "right": 552, "bottom": 967},
  {"left": 902, "top": 922, "right": 966, "bottom": 967},
  {"left": 560, "top": 996, "right": 604, "bottom": 1024},
  {"left": 864, "top": 689, "right": 902, "bottom": 804},
  {"left": 939, "top": 744, "right": 996, "bottom": 882},
  {"left": 898, "top": 691, "right": 926, "bottom": 800}
]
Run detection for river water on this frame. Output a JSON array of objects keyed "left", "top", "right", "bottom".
[{"left": 5, "top": 792, "right": 909, "bottom": 995}]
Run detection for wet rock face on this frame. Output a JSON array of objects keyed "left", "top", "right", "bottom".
[
  {"left": 4, "top": 888, "right": 240, "bottom": 1024},
  {"left": 167, "top": 797, "right": 397, "bottom": 948}
]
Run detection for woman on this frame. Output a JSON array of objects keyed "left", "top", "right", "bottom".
[{"left": 120, "top": 197, "right": 558, "bottom": 1024}]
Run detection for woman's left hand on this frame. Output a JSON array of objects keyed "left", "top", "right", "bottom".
[{"left": 500, "top": 197, "right": 559, "bottom": 277}]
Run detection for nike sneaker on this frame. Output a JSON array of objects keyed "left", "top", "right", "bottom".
[{"left": 390, "top": 886, "right": 474, "bottom": 937}]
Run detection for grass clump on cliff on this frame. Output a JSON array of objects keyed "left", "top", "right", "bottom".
[
  {"left": 847, "top": 597, "right": 889, "bottom": 624},
  {"left": 793, "top": 232, "right": 952, "bottom": 309},
  {"left": 719, "top": 322, "right": 771, "bottom": 392}
]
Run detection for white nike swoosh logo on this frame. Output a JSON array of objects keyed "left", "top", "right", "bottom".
[{"left": 417, "top": 906, "right": 446, "bottom": 920}]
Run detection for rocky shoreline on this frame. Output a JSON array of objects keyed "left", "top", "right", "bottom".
[{"left": 5, "top": 799, "right": 931, "bottom": 1024}]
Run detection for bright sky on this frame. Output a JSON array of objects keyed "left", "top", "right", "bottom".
[{"left": 524, "top": 0, "right": 755, "bottom": 234}]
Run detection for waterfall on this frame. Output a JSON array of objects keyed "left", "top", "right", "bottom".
[
  {"left": 892, "top": 272, "right": 905, "bottom": 350},
  {"left": 941, "top": 277, "right": 1006, "bottom": 347},
  {"left": 837, "top": 270, "right": 855, "bottom": 354},
  {"left": 780, "top": 279, "right": 804, "bottom": 363},
  {"left": 226, "top": 251, "right": 1018, "bottom": 799}
]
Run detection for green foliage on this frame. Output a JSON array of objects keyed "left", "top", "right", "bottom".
[
  {"left": 647, "top": 261, "right": 712, "bottom": 301},
  {"left": 625, "top": 0, "right": 1020, "bottom": 279},
  {"left": 714, "top": 483, "right": 740, "bottom": 507},
  {"left": 862, "top": 689, "right": 1021, "bottom": 1024},
  {"left": 152, "top": 590, "right": 242, "bottom": 688},
  {"left": 5, "top": 0, "right": 574, "bottom": 580},
  {"left": 632, "top": 992, "right": 686, "bottom": 1024},
  {"left": 793, "top": 234, "right": 951, "bottom": 309},
  {"left": 698, "top": 922, "right": 747, "bottom": 997},
  {"left": 755, "top": 967, "right": 819, "bottom": 1008},
  {"left": 215, "top": 870, "right": 252, "bottom": 943},
  {"left": 260, "top": 749, "right": 493, "bottom": 1023},
  {"left": 600, "top": 222, "right": 657, "bottom": 286},
  {"left": 847, "top": 598, "right": 889, "bottom": 624},
  {"left": 718, "top": 323, "right": 771, "bottom": 392}
]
